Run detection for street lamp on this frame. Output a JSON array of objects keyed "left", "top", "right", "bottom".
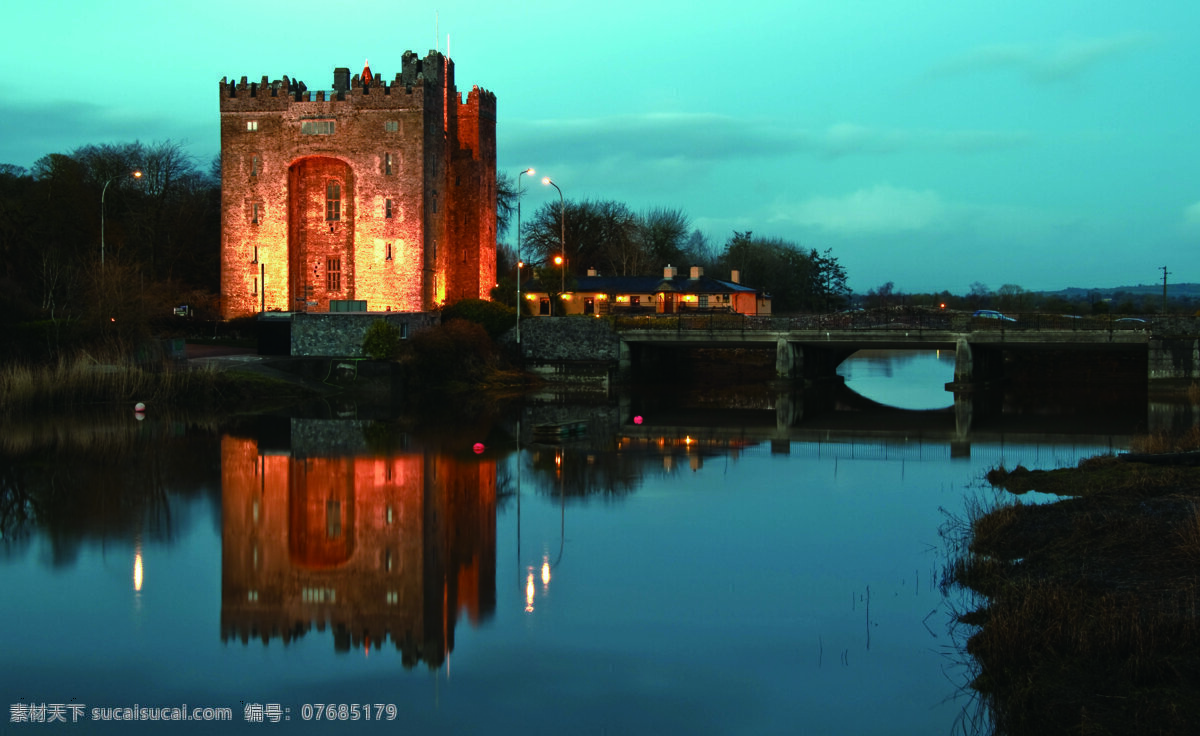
[
  {"left": 543, "top": 177, "right": 564, "bottom": 315},
  {"left": 516, "top": 168, "right": 534, "bottom": 343},
  {"left": 101, "top": 169, "right": 143, "bottom": 267}
]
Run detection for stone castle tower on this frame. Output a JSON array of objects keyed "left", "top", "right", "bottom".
[{"left": 219, "top": 52, "right": 497, "bottom": 318}]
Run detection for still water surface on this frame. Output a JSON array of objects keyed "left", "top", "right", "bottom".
[{"left": 0, "top": 351, "right": 1138, "bottom": 734}]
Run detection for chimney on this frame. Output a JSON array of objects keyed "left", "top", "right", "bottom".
[
  {"left": 333, "top": 67, "right": 350, "bottom": 93},
  {"left": 731, "top": 269, "right": 740, "bottom": 284},
  {"left": 690, "top": 266, "right": 704, "bottom": 279},
  {"left": 664, "top": 265, "right": 677, "bottom": 278}
]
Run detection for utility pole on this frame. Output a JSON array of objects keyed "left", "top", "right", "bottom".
[{"left": 1161, "top": 266, "right": 1169, "bottom": 314}]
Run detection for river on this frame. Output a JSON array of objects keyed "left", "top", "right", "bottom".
[{"left": 0, "top": 350, "right": 1148, "bottom": 734}]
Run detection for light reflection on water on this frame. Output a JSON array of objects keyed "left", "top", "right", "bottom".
[{"left": 0, "top": 351, "right": 1149, "bottom": 734}]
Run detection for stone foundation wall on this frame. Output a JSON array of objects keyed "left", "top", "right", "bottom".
[{"left": 290, "top": 311, "right": 438, "bottom": 357}]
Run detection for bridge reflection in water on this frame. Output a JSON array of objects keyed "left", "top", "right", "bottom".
[
  {"left": 220, "top": 426, "right": 496, "bottom": 668},
  {"left": 621, "top": 377, "right": 1147, "bottom": 458}
]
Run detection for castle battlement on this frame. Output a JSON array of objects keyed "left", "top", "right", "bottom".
[{"left": 218, "top": 50, "right": 492, "bottom": 104}]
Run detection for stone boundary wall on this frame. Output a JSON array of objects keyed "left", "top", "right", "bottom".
[
  {"left": 506, "top": 317, "right": 621, "bottom": 361},
  {"left": 290, "top": 311, "right": 438, "bottom": 357}
]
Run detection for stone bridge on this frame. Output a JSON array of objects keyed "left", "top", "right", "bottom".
[{"left": 514, "top": 312, "right": 1200, "bottom": 387}]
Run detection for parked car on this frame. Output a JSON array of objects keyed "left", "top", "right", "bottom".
[{"left": 972, "top": 309, "right": 1017, "bottom": 323}]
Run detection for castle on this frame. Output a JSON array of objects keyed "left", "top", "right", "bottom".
[{"left": 219, "top": 52, "right": 497, "bottom": 318}]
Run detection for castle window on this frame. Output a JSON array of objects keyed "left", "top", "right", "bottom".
[
  {"left": 251, "top": 154, "right": 259, "bottom": 176},
  {"left": 385, "top": 120, "right": 398, "bottom": 132},
  {"left": 385, "top": 153, "right": 393, "bottom": 175},
  {"left": 385, "top": 242, "right": 392, "bottom": 261},
  {"left": 385, "top": 198, "right": 393, "bottom": 218},
  {"left": 251, "top": 202, "right": 261, "bottom": 224},
  {"left": 246, "top": 121, "right": 258, "bottom": 131},
  {"left": 301, "top": 120, "right": 335, "bottom": 135},
  {"left": 325, "top": 181, "right": 341, "bottom": 221},
  {"left": 326, "top": 500, "right": 342, "bottom": 539},
  {"left": 326, "top": 258, "right": 341, "bottom": 291}
]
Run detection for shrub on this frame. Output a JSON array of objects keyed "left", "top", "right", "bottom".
[
  {"left": 441, "top": 298, "right": 516, "bottom": 340},
  {"left": 405, "top": 319, "right": 495, "bottom": 388},
  {"left": 362, "top": 319, "right": 403, "bottom": 359}
]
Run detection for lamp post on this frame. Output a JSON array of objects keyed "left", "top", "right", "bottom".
[
  {"left": 516, "top": 168, "right": 534, "bottom": 343},
  {"left": 101, "top": 170, "right": 143, "bottom": 267},
  {"left": 543, "top": 177, "right": 564, "bottom": 315}
]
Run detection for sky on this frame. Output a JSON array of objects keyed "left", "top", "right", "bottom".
[{"left": 3, "top": 0, "right": 1198, "bottom": 295}]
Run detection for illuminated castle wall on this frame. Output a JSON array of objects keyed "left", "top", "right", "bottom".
[
  {"left": 219, "top": 52, "right": 497, "bottom": 317},
  {"left": 220, "top": 434, "right": 496, "bottom": 666}
]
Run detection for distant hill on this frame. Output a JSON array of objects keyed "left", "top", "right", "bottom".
[{"left": 1045, "top": 283, "right": 1200, "bottom": 299}]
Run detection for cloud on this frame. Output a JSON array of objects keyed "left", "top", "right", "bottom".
[
  {"left": 928, "top": 33, "right": 1156, "bottom": 84},
  {"left": 776, "top": 185, "right": 950, "bottom": 234},
  {"left": 502, "top": 114, "right": 1030, "bottom": 171},
  {"left": 0, "top": 99, "right": 214, "bottom": 168}
]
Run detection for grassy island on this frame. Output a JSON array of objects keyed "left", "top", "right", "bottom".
[{"left": 949, "top": 432, "right": 1200, "bottom": 735}]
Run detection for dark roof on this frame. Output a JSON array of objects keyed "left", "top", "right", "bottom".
[{"left": 524, "top": 274, "right": 761, "bottom": 295}]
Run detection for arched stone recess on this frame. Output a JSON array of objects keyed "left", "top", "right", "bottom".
[{"left": 288, "top": 156, "right": 355, "bottom": 312}]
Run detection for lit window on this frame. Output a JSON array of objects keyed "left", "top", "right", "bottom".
[
  {"left": 385, "top": 120, "right": 398, "bottom": 132},
  {"left": 385, "top": 198, "right": 393, "bottom": 218},
  {"left": 385, "top": 153, "right": 394, "bottom": 175},
  {"left": 326, "top": 258, "right": 341, "bottom": 292},
  {"left": 326, "top": 181, "right": 341, "bottom": 221},
  {"left": 246, "top": 121, "right": 258, "bottom": 131},
  {"left": 301, "top": 120, "right": 335, "bottom": 135}
]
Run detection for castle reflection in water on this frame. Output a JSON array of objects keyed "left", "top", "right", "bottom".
[{"left": 219, "top": 423, "right": 496, "bottom": 668}]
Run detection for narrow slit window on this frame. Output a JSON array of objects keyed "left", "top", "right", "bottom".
[
  {"left": 326, "top": 181, "right": 341, "bottom": 221},
  {"left": 385, "top": 153, "right": 393, "bottom": 175},
  {"left": 385, "top": 198, "right": 393, "bottom": 218},
  {"left": 326, "top": 257, "right": 341, "bottom": 291},
  {"left": 251, "top": 154, "right": 259, "bottom": 176},
  {"left": 385, "top": 242, "right": 392, "bottom": 261}
]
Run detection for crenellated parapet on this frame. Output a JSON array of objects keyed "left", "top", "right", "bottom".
[{"left": 219, "top": 51, "right": 463, "bottom": 106}]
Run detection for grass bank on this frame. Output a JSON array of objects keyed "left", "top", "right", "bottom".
[
  {"left": 0, "top": 353, "right": 317, "bottom": 417},
  {"left": 948, "top": 439, "right": 1200, "bottom": 735}
]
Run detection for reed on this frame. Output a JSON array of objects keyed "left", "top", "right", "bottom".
[
  {"left": 0, "top": 352, "right": 307, "bottom": 417},
  {"left": 949, "top": 456, "right": 1200, "bottom": 734}
]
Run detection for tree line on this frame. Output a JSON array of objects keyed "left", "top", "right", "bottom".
[
  {"left": 862, "top": 280, "right": 1192, "bottom": 315},
  {"left": 492, "top": 171, "right": 851, "bottom": 313},
  {"left": 0, "top": 141, "right": 221, "bottom": 356}
]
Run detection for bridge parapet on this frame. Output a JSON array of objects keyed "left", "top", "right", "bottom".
[{"left": 613, "top": 311, "right": 1177, "bottom": 336}]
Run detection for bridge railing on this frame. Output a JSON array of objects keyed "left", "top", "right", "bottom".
[{"left": 611, "top": 311, "right": 1165, "bottom": 334}]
